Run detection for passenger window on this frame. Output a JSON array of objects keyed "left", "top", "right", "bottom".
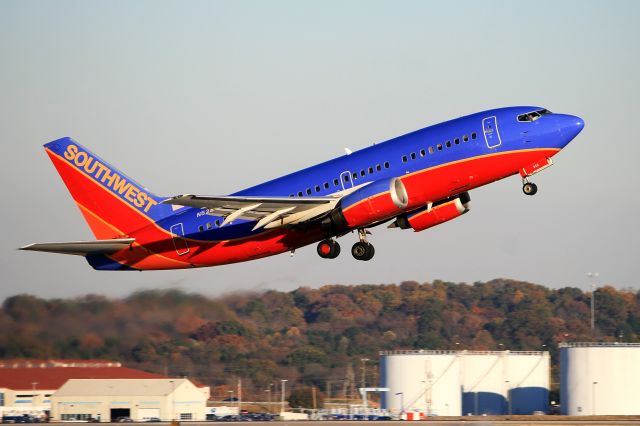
[
  {"left": 454, "top": 138, "right": 460, "bottom": 145},
  {"left": 324, "top": 182, "right": 329, "bottom": 189},
  {"left": 306, "top": 188, "right": 312, "bottom": 195},
  {"left": 463, "top": 135, "right": 469, "bottom": 142},
  {"left": 298, "top": 191, "right": 303, "bottom": 197},
  {"left": 206, "top": 222, "right": 213, "bottom": 230},
  {"left": 198, "top": 225, "right": 204, "bottom": 232},
  {"left": 315, "top": 185, "right": 320, "bottom": 193},
  {"left": 360, "top": 170, "right": 366, "bottom": 177},
  {"left": 420, "top": 149, "right": 426, "bottom": 157},
  {"left": 402, "top": 155, "right": 407, "bottom": 163},
  {"left": 471, "top": 132, "right": 477, "bottom": 139},
  {"left": 215, "top": 219, "right": 221, "bottom": 227},
  {"left": 333, "top": 178, "right": 339, "bottom": 186},
  {"left": 446, "top": 141, "right": 451, "bottom": 148},
  {"left": 410, "top": 152, "right": 416, "bottom": 160},
  {"left": 376, "top": 164, "right": 381, "bottom": 171},
  {"left": 428, "top": 146, "right": 434, "bottom": 154},
  {"left": 368, "top": 166, "right": 374, "bottom": 174},
  {"left": 352, "top": 172, "right": 358, "bottom": 180},
  {"left": 437, "top": 144, "right": 443, "bottom": 151},
  {"left": 343, "top": 175, "right": 350, "bottom": 182},
  {"left": 384, "top": 161, "right": 390, "bottom": 168}
]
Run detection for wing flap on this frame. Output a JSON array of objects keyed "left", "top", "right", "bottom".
[
  {"left": 19, "top": 238, "right": 135, "bottom": 256},
  {"left": 162, "top": 194, "right": 340, "bottom": 229}
]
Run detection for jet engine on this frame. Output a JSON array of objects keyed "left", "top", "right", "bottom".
[
  {"left": 390, "top": 192, "right": 470, "bottom": 232},
  {"left": 326, "top": 177, "right": 409, "bottom": 230}
]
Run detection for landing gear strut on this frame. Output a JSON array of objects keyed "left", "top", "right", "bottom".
[
  {"left": 317, "top": 239, "right": 341, "bottom": 259},
  {"left": 522, "top": 177, "right": 538, "bottom": 196},
  {"left": 351, "top": 229, "right": 375, "bottom": 261}
]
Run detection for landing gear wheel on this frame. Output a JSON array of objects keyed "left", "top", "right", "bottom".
[
  {"left": 317, "top": 240, "right": 341, "bottom": 259},
  {"left": 351, "top": 241, "right": 375, "bottom": 261},
  {"left": 522, "top": 182, "right": 538, "bottom": 196}
]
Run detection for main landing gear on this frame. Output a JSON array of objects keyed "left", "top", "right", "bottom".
[
  {"left": 317, "top": 239, "right": 341, "bottom": 259},
  {"left": 522, "top": 178, "right": 538, "bottom": 196},
  {"left": 316, "top": 229, "right": 375, "bottom": 261},
  {"left": 352, "top": 229, "right": 375, "bottom": 261}
]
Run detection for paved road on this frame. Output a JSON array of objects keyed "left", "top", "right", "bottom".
[{"left": 45, "top": 421, "right": 640, "bottom": 426}]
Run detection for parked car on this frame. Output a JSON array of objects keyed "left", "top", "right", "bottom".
[
  {"left": 116, "top": 417, "right": 133, "bottom": 423},
  {"left": 2, "top": 415, "right": 40, "bottom": 424}
]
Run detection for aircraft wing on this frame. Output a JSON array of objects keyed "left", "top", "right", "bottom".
[
  {"left": 162, "top": 194, "right": 341, "bottom": 230},
  {"left": 19, "top": 238, "right": 135, "bottom": 256}
]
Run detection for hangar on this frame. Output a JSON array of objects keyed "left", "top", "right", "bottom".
[{"left": 51, "top": 378, "right": 208, "bottom": 422}]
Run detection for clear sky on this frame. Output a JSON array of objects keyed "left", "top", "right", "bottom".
[{"left": 1, "top": 0, "right": 638, "bottom": 300}]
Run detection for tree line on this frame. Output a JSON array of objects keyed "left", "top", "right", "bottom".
[{"left": 1, "top": 279, "right": 638, "bottom": 399}]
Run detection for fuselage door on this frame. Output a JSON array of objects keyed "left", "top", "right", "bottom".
[
  {"left": 170, "top": 223, "right": 190, "bottom": 256},
  {"left": 340, "top": 171, "right": 354, "bottom": 191},
  {"left": 482, "top": 116, "right": 502, "bottom": 149}
]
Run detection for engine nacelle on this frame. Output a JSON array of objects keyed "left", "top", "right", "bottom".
[
  {"left": 390, "top": 192, "right": 470, "bottom": 232},
  {"left": 327, "top": 177, "right": 409, "bottom": 230}
]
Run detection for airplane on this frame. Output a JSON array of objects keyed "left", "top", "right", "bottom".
[{"left": 20, "top": 106, "right": 584, "bottom": 270}]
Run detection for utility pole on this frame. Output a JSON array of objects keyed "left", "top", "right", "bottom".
[
  {"left": 588, "top": 272, "right": 599, "bottom": 337},
  {"left": 238, "top": 378, "right": 242, "bottom": 413},
  {"left": 312, "top": 386, "right": 317, "bottom": 410},
  {"left": 360, "top": 358, "right": 369, "bottom": 389},
  {"left": 280, "top": 379, "right": 288, "bottom": 414}
]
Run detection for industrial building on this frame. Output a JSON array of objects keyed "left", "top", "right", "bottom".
[
  {"left": 560, "top": 342, "right": 640, "bottom": 415},
  {"left": 51, "top": 378, "right": 208, "bottom": 422},
  {"left": 0, "top": 359, "right": 167, "bottom": 418},
  {"left": 380, "top": 350, "right": 549, "bottom": 416}
]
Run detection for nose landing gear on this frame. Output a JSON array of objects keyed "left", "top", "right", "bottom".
[{"left": 522, "top": 177, "right": 538, "bottom": 196}]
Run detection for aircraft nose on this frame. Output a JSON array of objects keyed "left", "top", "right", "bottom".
[{"left": 559, "top": 114, "right": 585, "bottom": 141}]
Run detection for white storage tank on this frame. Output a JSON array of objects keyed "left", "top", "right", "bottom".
[
  {"left": 380, "top": 350, "right": 549, "bottom": 416},
  {"left": 461, "top": 351, "right": 549, "bottom": 415},
  {"left": 560, "top": 342, "right": 640, "bottom": 415},
  {"left": 380, "top": 350, "right": 461, "bottom": 416}
]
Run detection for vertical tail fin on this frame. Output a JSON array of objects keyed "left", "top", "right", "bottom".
[{"left": 44, "top": 137, "right": 175, "bottom": 239}]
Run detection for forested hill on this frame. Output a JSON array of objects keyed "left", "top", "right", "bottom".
[{"left": 1, "top": 279, "right": 638, "bottom": 397}]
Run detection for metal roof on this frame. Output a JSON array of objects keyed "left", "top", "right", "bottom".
[
  {"left": 54, "top": 378, "right": 192, "bottom": 397},
  {"left": 0, "top": 367, "right": 166, "bottom": 390}
]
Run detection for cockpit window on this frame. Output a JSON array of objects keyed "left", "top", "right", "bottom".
[{"left": 517, "top": 109, "right": 551, "bottom": 122}]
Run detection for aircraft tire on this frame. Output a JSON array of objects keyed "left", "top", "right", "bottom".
[
  {"left": 352, "top": 242, "right": 374, "bottom": 261},
  {"left": 317, "top": 240, "right": 340, "bottom": 259},
  {"left": 523, "top": 182, "right": 538, "bottom": 196}
]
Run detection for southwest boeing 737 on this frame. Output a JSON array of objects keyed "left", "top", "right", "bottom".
[{"left": 20, "top": 107, "right": 584, "bottom": 270}]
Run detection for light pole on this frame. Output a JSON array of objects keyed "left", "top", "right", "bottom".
[
  {"left": 280, "top": 379, "right": 288, "bottom": 414},
  {"left": 32, "top": 382, "right": 38, "bottom": 406},
  {"left": 265, "top": 389, "right": 271, "bottom": 413},
  {"left": 395, "top": 392, "right": 404, "bottom": 416},
  {"left": 588, "top": 272, "right": 599, "bottom": 337},
  {"left": 592, "top": 381, "right": 598, "bottom": 415},
  {"left": 360, "top": 358, "right": 369, "bottom": 389}
]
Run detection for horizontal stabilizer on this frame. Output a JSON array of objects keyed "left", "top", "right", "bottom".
[{"left": 19, "top": 238, "right": 135, "bottom": 256}]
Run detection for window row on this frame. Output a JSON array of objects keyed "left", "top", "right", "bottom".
[
  {"left": 401, "top": 132, "right": 478, "bottom": 163},
  {"left": 289, "top": 161, "right": 392, "bottom": 197},
  {"left": 198, "top": 220, "right": 222, "bottom": 232}
]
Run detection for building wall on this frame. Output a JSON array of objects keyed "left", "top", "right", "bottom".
[
  {"left": 51, "top": 380, "right": 207, "bottom": 422},
  {"left": 561, "top": 343, "right": 640, "bottom": 415}
]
